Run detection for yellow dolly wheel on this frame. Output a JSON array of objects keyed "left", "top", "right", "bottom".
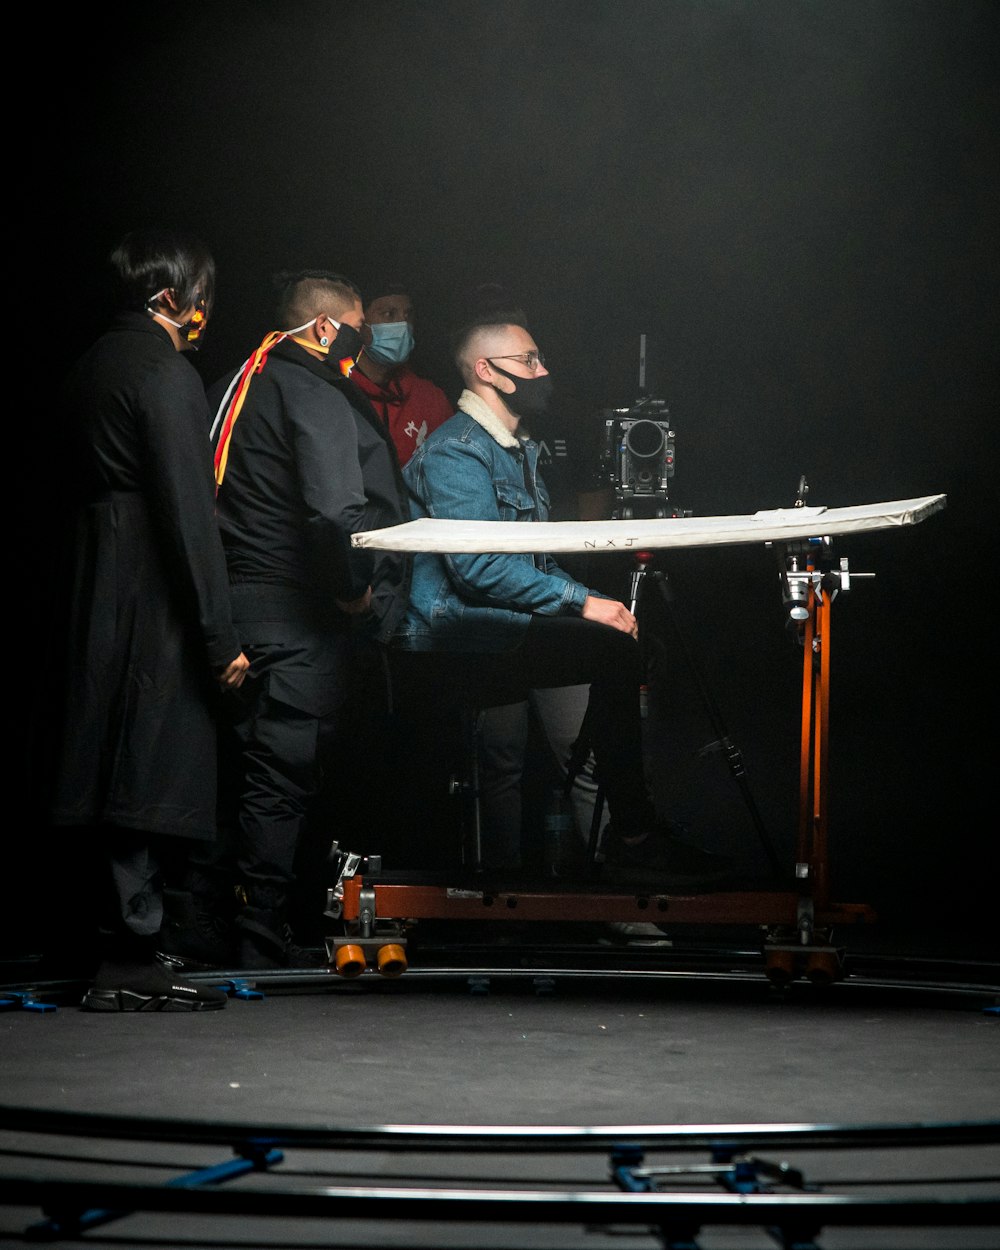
[
  {"left": 764, "top": 948, "right": 797, "bottom": 986},
  {"left": 376, "top": 944, "right": 408, "bottom": 978},
  {"left": 334, "top": 944, "right": 367, "bottom": 979}
]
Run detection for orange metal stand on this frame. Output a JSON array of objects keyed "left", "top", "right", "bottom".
[{"left": 797, "top": 565, "right": 832, "bottom": 910}]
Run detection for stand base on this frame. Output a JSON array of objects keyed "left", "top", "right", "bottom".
[{"left": 330, "top": 875, "right": 874, "bottom": 982}]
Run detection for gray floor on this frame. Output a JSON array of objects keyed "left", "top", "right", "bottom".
[
  {"left": 3, "top": 966, "right": 998, "bottom": 1123},
  {"left": 4, "top": 574, "right": 997, "bottom": 1247},
  {"left": 2, "top": 937, "right": 998, "bottom": 1249}
]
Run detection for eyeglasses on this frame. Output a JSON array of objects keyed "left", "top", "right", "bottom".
[{"left": 488, "top": 351, "right": 546, "bottom": 372}]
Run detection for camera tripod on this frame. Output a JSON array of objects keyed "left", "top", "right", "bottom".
[{"left": 565, "top": 547, "right": 786, "bottom": 883}]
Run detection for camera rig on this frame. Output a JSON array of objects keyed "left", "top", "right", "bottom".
[
  {"left": 598, "top": 334, "right": 691, "bottom": 519},
  {"left": 600, "top": 398, "right": 684, "bottom": 519}
]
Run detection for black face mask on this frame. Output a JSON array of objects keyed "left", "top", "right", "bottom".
[
  {"left": 489, "top": 361, "right": 554, "bottom": 419},
  {"left": 325, "top": 322, "right": 365, "bottom": 377}
]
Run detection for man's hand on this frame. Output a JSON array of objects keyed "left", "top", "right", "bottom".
[
  {"left": 337, "top": 586, "right": 373, "bottom": 615},
  {"left": 582, "top": 595, "right": 638, "bottom": 638},
  {"left": 217, "top": 652, "right": 251, "bottom": 690}
]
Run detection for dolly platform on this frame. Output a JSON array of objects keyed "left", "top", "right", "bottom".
[{"left": 331, "top": 496, "right": 946, "bottom": 985}]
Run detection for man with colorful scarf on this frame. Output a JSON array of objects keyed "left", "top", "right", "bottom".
[{"left": 199, "top": 270, "right": 410, "bottom": 968}]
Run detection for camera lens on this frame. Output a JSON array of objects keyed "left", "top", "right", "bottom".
[{"left": 624, "top": 419, "right": 666, "bottom": 459}]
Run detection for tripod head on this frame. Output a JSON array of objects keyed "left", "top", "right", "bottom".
[
  {"left": 772, "top": 476, "right": 874, "bottom": 638},
  {"left": 775, "top": 537, "right": 875, "bottom": 639}
]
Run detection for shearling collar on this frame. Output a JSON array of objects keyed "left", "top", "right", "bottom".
[{"left": 457, "top": 389, "right": 522, "bottom": 449}]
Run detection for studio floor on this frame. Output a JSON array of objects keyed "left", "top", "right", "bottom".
[
  {"left": 6, "top": 575, "right": 998, "bottom": 1247},
  {"left": 2, "top": 908, "right": 998, "bottom": 1250}
]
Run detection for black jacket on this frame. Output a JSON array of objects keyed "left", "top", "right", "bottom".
[{"left": 210, "top": 339, "right": 410, "bottom": 643}]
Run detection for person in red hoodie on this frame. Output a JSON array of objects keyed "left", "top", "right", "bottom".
[{"left": 350, "top": 281, "right": 453, "bottom": 466}]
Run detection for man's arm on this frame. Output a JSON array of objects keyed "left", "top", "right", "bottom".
[
  {"left": 410, "top": 438, "right": 588, "bottom": 617},
  {"left": 410, "top": 437, "right": 637, "bottom": 637},
  {"left": 290, "top": 384, "right": 375, "bottom": 604}
]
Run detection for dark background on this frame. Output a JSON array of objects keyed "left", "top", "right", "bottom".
[{"left": 21, "top": 2, "right": 998, "bottom": 950}]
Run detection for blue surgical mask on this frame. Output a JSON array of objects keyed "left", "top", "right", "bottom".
[{"left": 365, "top": 320, "right": 415, "bottom": 366}]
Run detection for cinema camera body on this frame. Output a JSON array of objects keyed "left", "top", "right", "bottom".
[{"left": 600, "top": 396, "right": 691, "bottom": 519}]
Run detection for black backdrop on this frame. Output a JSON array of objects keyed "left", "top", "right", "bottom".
[{"left": 20, "top": 1, "right": 998, "bottom": 949}]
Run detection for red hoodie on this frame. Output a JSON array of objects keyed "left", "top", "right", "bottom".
[{"left": 351, "top": 364, "right": 454, "bottom": 466}]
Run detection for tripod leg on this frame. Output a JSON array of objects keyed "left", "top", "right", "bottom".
[
  {"left": 647, "top": 569, "right": 787, "bottom": 883},
  {"left": 585, "top": 786, "right": 606, "bottom": 869},
  {"left": 564, "top": 704, "right": 608, "bottom": 872}
]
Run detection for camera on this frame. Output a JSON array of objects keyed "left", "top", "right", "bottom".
[{"left": 600, "top": 399, "right": 685, "bottom": 518}]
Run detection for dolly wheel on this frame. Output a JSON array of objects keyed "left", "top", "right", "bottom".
[
  {"left": 764, "top": 947, "right": 797, "bottom": 986},
  {"left": 377, "top": 944, "right": 408, "bottom": 978},
  {"left": 334, "top": 944, "right": 367, "bottom": 978},
  {"left": 805, "top": 950, "right": 842, "bottom": 986}
]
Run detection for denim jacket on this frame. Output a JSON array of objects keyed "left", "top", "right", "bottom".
[{"left": 393, "top": 390, "right": 588, "bottom": 652}]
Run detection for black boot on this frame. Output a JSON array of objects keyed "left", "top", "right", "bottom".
[
  {"left": 83, "top": 930, "right": 228, "bottom": 1012},
  {"left": 236, "top": 883, "right": 325, "bottom": 970},
  {"left": 158, "top": 886, "right": 237, "bottom": 970}
]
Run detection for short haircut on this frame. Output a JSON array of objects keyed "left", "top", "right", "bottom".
[
  {"left": 272, "top": 269, "right": 362, "bottom": 328},
  {"left": 110, "top": 229, "right": 215, "bottom": 314},
  {"left": 452, "top": 320, "right": 526, "bottom": 382},
  {"left": 450, "top": 282, "right": 528, "bottom": 367}
]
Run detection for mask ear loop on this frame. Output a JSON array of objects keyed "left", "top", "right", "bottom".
[
  {"left": 145, "top": 287, "right": 184, "bottom": 330},
  {"left": 145, "top": 287, "right": 207, "bottom": 343},
  {"left": 290, "top": 316, "right": 342, "bottom": 356}
]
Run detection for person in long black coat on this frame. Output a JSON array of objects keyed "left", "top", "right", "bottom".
[{"left": 45, "top": 229, "right": 249, "bottom": 1011}]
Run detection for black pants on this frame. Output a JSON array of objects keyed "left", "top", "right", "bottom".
[
  {"left": 392, "top": 615, "right": 652, "bottom": 844},
  {"left": 222, "top": 587, "right": 355, "bottom": 894}
]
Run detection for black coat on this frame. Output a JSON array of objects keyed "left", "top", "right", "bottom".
[{"left": 47, "top": 313, "right": 241, "bottom": 841}]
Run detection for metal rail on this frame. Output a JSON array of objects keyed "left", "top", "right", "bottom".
[{"left": 2, "top": 1107, "right": 997, "bottom": 1247}]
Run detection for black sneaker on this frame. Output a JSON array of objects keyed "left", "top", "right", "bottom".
[
  {"left": 597, "top": 921, "right": 673, "bottom": 946},
  {"left": 81, "top": 961, "right": 228, "bottom": 1012}
]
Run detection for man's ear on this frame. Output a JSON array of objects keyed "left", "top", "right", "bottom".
[
  {"left": 159, "top": 289, "right": 181, "bottom": 313},
  {"left": 478, "top": 358, "right": 512, "bottom": 391}
]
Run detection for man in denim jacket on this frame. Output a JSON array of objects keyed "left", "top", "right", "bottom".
[{"left": 392, "top": 320, "right": 722, "bottom": 884}]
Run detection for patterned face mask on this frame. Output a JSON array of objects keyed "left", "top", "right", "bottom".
[
  {"left": 320, "top": 319, "right": 366, "bottom": 378},
  {"left": 146, "top": 289, "right": 208, "bottom": 348}
]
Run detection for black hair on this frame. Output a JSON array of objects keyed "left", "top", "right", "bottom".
[
  {"left": 363, "top": 280, "right": 409, "bottom": 310},
  {"left": 110, "top": 229, "right": 215, "bottom": 314}
]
